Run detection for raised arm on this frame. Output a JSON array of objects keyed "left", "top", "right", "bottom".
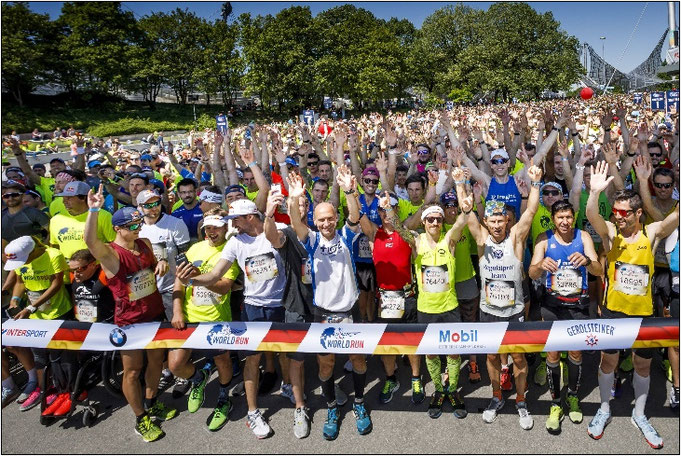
[
  {"left": 10, "top": 140, "right": 41, "bottom": 186},
  {"left": 264, "top": 189, "right": 287, "bottom": 249},
  {"left": 84, "top": 185, "right": 120, "bottom": 276},
  {"left": 287, "top": 173, "right": 312, "bottom": 242},
  {"left": 648, "top": 205, "right": 680, "bottom": 244},
  {"left": 337, "top": 164, "right": 360, "bottom": 231},
  {"left": 633, "top": 155, "right": 665, "bottom": 221},
  {"left": 513, "top": 165, "right": 543, "bottom": 242},
  {"left": 239, "top": 143, "right": 270, "bottom": 213},
  {"left": 586, "top": 161, "right": 616, "bottom": 252}
]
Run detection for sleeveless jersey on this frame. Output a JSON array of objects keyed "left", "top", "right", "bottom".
[
  {"left": 543, "top": 229, "right": 589, "bottom": 308},
  {"left": 479, "top": 234, "right": 525, "bottom": 317},
  {"left": 665, "top": 229, "right": 679, "bottom": 295},
  {"left": 414, "top": 233, "right": 458, "bottom": 314},
  {"left": 444, "top": 224, "right": 476, "bottom": 283},
  {"left": 487, "top": 177, "right": 521, "bottom": 220}
]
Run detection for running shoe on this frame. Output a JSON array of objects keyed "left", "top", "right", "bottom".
[
  {"left": 378, "top": 379, "right": 400, "bottom": 404},
  {"left": 619, "top": 353, "right": 633, "bottom": 372},
  {"left": 53, "top": 394, "right": 73, "bottom": 416},
  {"left": 468, "top": 361, "right": 481, "bottom": 383},
  {"left": 258, "top": 371, "right": 278, "bottom": 395},
  {"left": 500, "top": 366, "right": 513, "bottom": 391},
  {"left": 546, "top": 404, "right": 564, "bottom": 434},
  {"left": 631, "top": 412, "right": 664, "bottom": 449},
  {"left": 17, "top": 380, "right": 37, "bottom": 404},
  {"left": 566, "top": 394, "right": 583, "bottom": 423},
  {"left": 172, "top": 377, "right": 191, "bottom": 399},
  {"left": 352, "top": 402, "right": 372, "bottom": 435},
  {"left": 482, "top": 397, "right": 505, "bottom": 424},
  {"left": 135, "top": 414, "right": 163, "bottom": 443},
  {"left": 587, "top": 408, "right": 611, "bottom": 440},
  {"left": 447, "top": 391, "right": 467, "bottom": 419},
  {"left": 670, "top": 386, "right": 680, "bottom": 410},
  {"left": 428, "top": 391, "right": 445, "bottom": 419},
  {"left": 293, "top": 407, "right": 311, "bottom": 439},
  {"left": 188, "top": 370, "right": 208, "bottom": 413},
  {"left": 516, "top": 401, "right": 534, "bottom": 430},
  {"left": 534, "top": 360, "right": 547, "bottom": 386},
  {"left": 147, "top": 400, "right": 178, "bottom": 421},
  {"left": 45, "top": 387, "right": 57, "bottom": 405},
  {"left": 19, "top": 387, "right": 41, "bottom": 411},
  {"left": 157, "top": 369, "right": 174, "bottom": 392},
  {"left": 323, "top": 407, "right": 340, "bottom": 440},
  {"left": 411, "top": 377, "right": 425, "bottom": 404},
  {"left": 335, "top": 384, "right": 348, "bottom": 406},
  {"left": 246, "top": 409, "right": 272, "bottom": 439},
  {"left": 208, "top": 398, "right": 232, "bottom": 432},
  {"left": 2, "top": 387, "right": 19, "bottom": 408},
  {"left": 42, "top": 392, "right": 69, "bottom": 416}
]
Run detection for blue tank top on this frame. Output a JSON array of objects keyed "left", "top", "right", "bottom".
[
  {"left": 487, "top": 177, "right": 521, "bottom": 219},
  {"left": 544, "top": 229, "right": 588, "bottom": 307},
  {"left": 359, "top": 193, "right": 382, "bottom": 226}
]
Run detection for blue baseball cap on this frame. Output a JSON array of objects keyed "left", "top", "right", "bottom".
[
  {"left": 140, "top": 154, "right": 153, "bottom": 162},
  {"left": 225, "top": 184, "right": 246, "bottom": 196},
  {"left": 285, "top": 157, "right": 299, "bottom": 167},
  {"left": 440, "top": 191, "right": 458, "bottom": 206},
  {"left": 149, "top": 178, "right": 165, "bottom": 193},
  {"left": 87, "top": 160, "right": 102, "bottom": 169},
  {"left": 111, "top": 206, "right": 143, "bottom": 226}
]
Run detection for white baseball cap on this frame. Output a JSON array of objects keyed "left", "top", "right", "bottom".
[
  {"left": 203, "top": 215, "right": 227, "bottom": 227},
  {"left": 136, "top": 189, "right": 160, "bottom": 205},
  {"left": 4, "top": 236, "right": 35, "bottom": 271},
  {"left": 199, "top": 189, "right": 224, "bottom": 204},
  {"left": 225, "top": 198, "right": 259, "bottom": 220},
  {"left": 491, "top": 149, "right": 509, "bottom": 160}
]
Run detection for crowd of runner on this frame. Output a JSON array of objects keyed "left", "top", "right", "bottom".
[{"left": 1, "top": 93, "right": 679, "bottom": 448}]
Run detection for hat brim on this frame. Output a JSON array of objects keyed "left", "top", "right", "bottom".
[
  {"left": 4, "top": 257, "right": 28, "bottom": 271},
  {"left": 203, "top": 220, "right": 227, "bottom": 227}
]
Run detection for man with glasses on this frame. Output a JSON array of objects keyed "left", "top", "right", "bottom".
[
  {"left": 413, "top": 144, "right": 432, "bottom": 174},
  {"left": 531, "top": 182, "right": 566, "bottom": 245},
  {"left": 585, "top": 162, "right": 679, "bottom": 449},
  {"left": 302, "top": 152, "right": 321, "bottom": 183},
  {"left": 172, "top": 178, "right": 203, "bottom": 241},
  {"left": 85, "top": 192, "right": 175, "bottom": 443},
  {"left": 354, "top": 167, "right": 381, "bottom": 322},
  {"left": 2, "top": 181, "right": 49, "bottom": 245}
]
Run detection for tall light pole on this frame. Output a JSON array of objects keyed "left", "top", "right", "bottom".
[{"left": 600, "top": 36, "right": 606, "bottom": 88}]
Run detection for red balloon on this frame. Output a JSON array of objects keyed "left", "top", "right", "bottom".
[
  {"left": 580, "top": 87, "right": 594, "bottom": 100},
  {"left": 318, "top": 123, "right": 333, "bottom": 135}
]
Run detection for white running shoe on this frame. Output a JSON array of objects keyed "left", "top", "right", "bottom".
[{"left": 247, "top": 409, "right": 272, "bottom": 439}]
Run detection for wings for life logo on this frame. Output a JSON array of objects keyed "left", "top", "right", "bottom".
[
  {"left": 109, "top": 328, "right": 127, "bottom": 347},
  {"left": 319, "top": 327, "right": 363, "bottom": 350},
  {"left": 206, "top": 322, "right": 249, "bottom": 346},
  {"left": 585, "top": 333, "right": 598, "bottom": 347}
]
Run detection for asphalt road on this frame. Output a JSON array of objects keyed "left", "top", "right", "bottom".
[{"left": 1, "top": 350, "right": 678, "bottom": 454}]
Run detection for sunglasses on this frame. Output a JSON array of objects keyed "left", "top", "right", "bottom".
[
  {"left": 123, "top": 222, "right": 143, "bottom": 231},
  {"left": 308, "top": 161, "right": 319, "bottom": 166},
  {"left": 2, "top": 192, "right": 22, "bottom": 199},
  {"left": 654, "top": 182, "right": 673, "bottom": 189},
  {"left": 141, "top": 200, "right": 162, "bottom": 209},
  {"left": 612, "top": 208, "right": 635, "bottom": 218},
  {"left": 425, "top": 216, "right": 443, "bottom": 224},
  {"left": 491, "top": 158, "right": 509, "bottom": 165},
  {"left": 542, "top": 190, "right": 561, "bottom": 197},
  {"left": 417, "top": 150, "right": 430, "bottom": 155},
  {"left": 70, "top": 262, "right": 94, "bottom": 273},
  {"left": 649, "top": 152, "right": 663, "bottom": 157},
  {"left": 444, "top": 202, "right": 458, "bottom": 208},
  {"left": 364, "top": 178, "right": 379, "bottom": 185}
]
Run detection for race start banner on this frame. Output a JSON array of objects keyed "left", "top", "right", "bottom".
[{"left": 1, "top": 318, "right": 677, "bottom": 354}]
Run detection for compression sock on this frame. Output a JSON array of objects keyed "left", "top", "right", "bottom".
[
  {"left": 2, "top": 377, "right": 16, "bottom": 390},
  {"left": 546, "top": 360, "right": 562, "bottom": 404},
  {"left": 597, "top": 368, "right": 614, "bottom": 414},
  {"left": 632, "top": 371, "right": 650, "bottom": 418},
  {"left": 446, "top": 356, "right": 461, "bottom": 392},
  {"left": 567, "top": 356, "right": 582, "bottom": 394},
  {"left": 352, "top": 369, "right": 367, "bottom": 403},
  {"left": 26, "top": 368, "right": 37, "bottom": 384},
  {"left": 425, "top": 356, "right": 443, "bottom": 393},
  {"left": 319, "top": 374, "right": 336, "bottom": 408},
  {"left": 144, "top": 395, "right": 156, "bottom": 409},
  {"left": 189, "top": 367, "right": 204, "bottom": 385}
]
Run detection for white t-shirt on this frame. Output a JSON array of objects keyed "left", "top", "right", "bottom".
[
  {"left": 304, "top": 226, "right": 360, "bottom": 313},
  {"left": 139, "top": 214, "right": 190, "bottom": 293},
  {"left": 221, "top": 224, "right": 286, "bottom": 307}
]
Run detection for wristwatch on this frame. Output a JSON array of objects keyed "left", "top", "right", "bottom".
[{"left": 584, "top": 257, "right": 592, "bottom": 267}]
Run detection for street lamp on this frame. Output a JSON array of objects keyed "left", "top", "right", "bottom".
[{"left": 600, "top": 36, "right": 606, "bottom": 88}]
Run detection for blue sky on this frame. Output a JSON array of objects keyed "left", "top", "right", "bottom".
[{"left": 26, "top": 1, "right": 675, "bottom": 73}]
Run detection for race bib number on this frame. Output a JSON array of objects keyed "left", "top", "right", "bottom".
[
  {"left": 127, "top": 268, "right": 157, "bottom": 301},
  {"left": 245, "top": 253, "right": 279, "bottom": 282},
  {"left": 613, "top": 262, "right": 649, "bottom": 296},
  {"left": 551, "top": 267, "right": 582, "bottom": 297},
  {"left": 301, "top": 258, "right": 312, "bottom": 285},
  {"left": 358, "top": 235, "right": 372, "bottom": 259},
  {"left": 193, "top": 286, "right": 221, "bottom": 307},
  {"left": 380, "top": 290, "right": 405, "bottom": 319},
  {"left": 151, "top": 242, "right": 167, "bottom": 261},
  {"left": 26, "top": 290, "right": 50, "bottom": 311},
  {"left": 484, "top": 280, "right": 515, "bottom": 308},
  {"left": 583, "top": 220, "right": 602, "bottom": 244},
  {"left": 421, "top": 265, "right": 449, "bottom": 293},
  {"left": 75, "top": 300, "right": 97, "bottom": 323}
]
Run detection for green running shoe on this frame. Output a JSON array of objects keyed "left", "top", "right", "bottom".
[
  {"left": 411, "top": 377, "right": 425, "bottom": 404},
  {"left": 135, "top": 414, "right": 164, "bottom": 442},
  {"left": 379, "top": 379, "right": 400, "bottom": 404},
  {"left": 546, "top": 404, "right": 564, "bottom": 434},
  {"left": 619, "top": 353, "right": 633, "bottom": 372},
  {"left": 534, "top": 360, "right": 547, "bottom": 386},
  {"left": 188, "top": 370, "right": 208, "bottom": 413},
  {"left": 147, "top": 400, "right": 178, "bottom": 421},
  {"left": 208, "top": 399, "right": 233, "bottom": 432},
  {"left": 566, "top": 394, "right": 583, "bottom": 424}
]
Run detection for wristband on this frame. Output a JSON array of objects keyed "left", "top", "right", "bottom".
[
  {"left": 343, "top": 189, "right": 356, "bottom": 195},
  {"left": 585, "top": 257, "right": 592, "bottom": 267},
  {"left": 476, "top": 157, "right": 483, "bottom": 161},
  {"left": 571, "top": 132, "right": 579, "bottom": 137},
  {"left": 521, "top": 196, "right": 528, "bottom": 200},
  {"left": 247, "top": 161, "right": 257, "bottom": 168},
  {"left": 303, "top": 140, "right": 311, "bottom": 144},
  {"left": 463, "top": 209, "right": 472, "bottom": 215},
  {"left": 27, "top": 305, "right": 37, "bottom": 314},
  {"left": 514, "top": 132, "right": 520, "bottom": 136},
  {"left": 530, "top": 181, "right": 542, "bottom": 188},
  {"left": 626, "top": 152, "right": 636, "bottom": 157},
  {"left": 89, "top": 208, "right": 100, "bottom": 213},
  {"left": 454, "top": 180, "right": 465, "bottom": 185},
  {"left": 277, "top": 161, "right": 286, "bottom": 166},
  {"left": 604, "top": 128, "right": 611, "bottom": 132},
  {"left": 11, "top": 296, "right": 21, "bottom": 302},
  {"left": 551, "top": 126, "right": 559, "bottom": 132},
  {"left": 346, "top": 219, "right": 359, "bottom": 227},
  {"left": 575, "top": 164, "right": 585, "bottom": 170},
  {"left": 562, "top": 157, "right": 569, "bottom": 161}
]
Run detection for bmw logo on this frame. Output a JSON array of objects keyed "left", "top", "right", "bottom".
[{"left": 109, "top": 328, "right": 127, "bottom": 347}]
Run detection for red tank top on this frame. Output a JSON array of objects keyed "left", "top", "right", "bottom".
[
  {"left": 108, "top": 239, "right": 164, "bottom": 327},
  {"left": 373, "top": 227, "right": 413, "bottom": 290}
]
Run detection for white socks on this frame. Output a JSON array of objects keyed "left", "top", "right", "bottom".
[
  {"left": 598, "top": 368, "right": 614, "bottom": 413},
  {"left": 633, "top": 371, "right": 650, "bottom": 417}
]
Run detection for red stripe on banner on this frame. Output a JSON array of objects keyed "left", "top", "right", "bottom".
[
  {"left": 378, "top": 331, "right": 424, "bottom": 347},
  {"left": 636, "top": 325, "right": 679, "bottom": 341},
  {"left": 153, "top": 327, "right": 196, "bottom": 341},
  {"left": 500, "top": 329, "right": 551, "bottom": 347},
  {"left": 52, "top": 327, "right": 89, "bottom": 342},
  {"left": 261, "top": 328, "right": 308, "bottom": 344}
]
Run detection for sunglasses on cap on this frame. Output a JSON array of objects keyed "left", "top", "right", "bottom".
[
  {"left": 491, "top": 158, "right": 509, "bottom": 165},
  {"left": 424, "top": 216, "right": 443, "bottom": 224},
  {"left": 417, "top": 150, "right": 430, "bottom": 155},
  {"left": 2, "top": 192, "right": 22, "bottom": 199},
  {"left": 70, "top": 261, "right": 94, "bottom": 273},
  {"left": 611, "top": 208, "right": 635, "bottom": 218},
  {"left": 363, "top": 178, "right": 379, "bottom": 185},
  {"left": 654, "top": 182, "right": 673, "bottom": 189},
  {"left": 140, "top": 200, "right": 162, "bottom": 209},
  {"left": 542, "top": 190, "right": 561, "bottom": 197},
  {"left": 123, "top": 221, "right": 143, "bottom": 231}
]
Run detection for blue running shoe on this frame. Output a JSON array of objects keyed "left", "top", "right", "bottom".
[
  {"left": 352, "top": 402, "right": 372, "bottom": 435},
  {"left": 323, "top": 407, "right": 339, "bottom": 440}
]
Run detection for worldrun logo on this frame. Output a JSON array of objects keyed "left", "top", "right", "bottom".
[
  {"left": 320, "top": 327, "right": 363, "bottom": 350},
  {"left": 206, "top": 322, "right": 249, "bottom": 346}
]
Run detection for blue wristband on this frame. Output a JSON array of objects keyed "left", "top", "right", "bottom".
[{"left": 89, "top": 208, "right": 101, "bottom": 213}]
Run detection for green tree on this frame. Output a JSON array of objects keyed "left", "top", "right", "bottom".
[{"left": 198, "top": 19, "right": 243, "bottom": 108}]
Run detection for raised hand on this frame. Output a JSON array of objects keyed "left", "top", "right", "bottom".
[
  {"left": 88, "top": 184, "right": 105, "bottom": 209},
  {"left": 286, "top": 173, "right": 307, "bottom": 198},
  {"left": 375, "top": 151, "right": 388, "bottom": 174},
  {"left": 378, "top": 191, "right": 392, "bottom": 211},
  {"left": 460, "top": 194, "right": 474, "bottom": 213},
  {"left": 589, "top": 161, "right": 614, "bottom": 193},
  {"left": 556, "top": 137, "right": 570, "bottom": 158},
  {"left": 239, "top": 142, "right": 255, "bottom": 164},
  {"left": 633, "top": 155, "right": 652, "bottom": 181},
  {"left": 515, "top": 175, "right": 529, "bottom": 197},
  {"left": 451, "top": 167, "right": 465, "bottom": 183},
  {"left": 336, "top": 164, "right": 356, "bottom": 192},
  {"left": 527, "top": 164, "right": 543, "bottom": 183},
  {"left": 578, "top": 146, "right": 594, "bottom": 166},
  {"left": 427, "top": 169, "right": 438, "bottom": 185},
  {"left": 266, "top": 189, "right": 286, "bottom": 217},
  {"left": 601, "top": 143, "right": 619, "bottom": 164}
]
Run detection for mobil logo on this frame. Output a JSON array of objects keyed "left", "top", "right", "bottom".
[{"left": 439, "top": 329, "right": 478, "bottom": 343}]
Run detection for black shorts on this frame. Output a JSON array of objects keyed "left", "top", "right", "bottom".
[
  {"left": 600, "top": 306, "right": 654, "bottom": 359},
  {"left": 670, "top": 294, "right": 679, "bottom": 320},
  {"left": 355, "top": 262, "right": 376, "bottom": 292},
  {"left": 652, "top": 267, "right": 671, "bottom": 318},
  {"left": 377, "top": 292, "right": 417, "bottom": 324},
  {"left": 479, "top": 311, "right": 524, "bottom": 323},
  {"left": 541, "top": 305, "right": 589, "bottom": 322},
  {"left": 417, "top": 307, "right": 461, "bottom": 324}
]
